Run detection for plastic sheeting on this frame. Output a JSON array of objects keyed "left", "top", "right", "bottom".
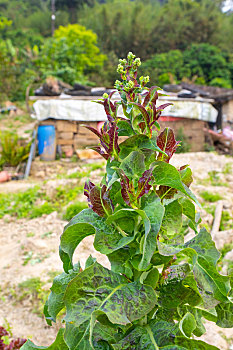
[{"left": 32, "top": 97, "right": 218, "bottom": 123}]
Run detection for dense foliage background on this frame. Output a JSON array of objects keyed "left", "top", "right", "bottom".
[{"left": 0, "top": 0, "right": 233, "bottom": 101}]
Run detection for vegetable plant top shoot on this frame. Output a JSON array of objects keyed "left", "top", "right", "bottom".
[{"left": 22, "top": 53, "right": 233, "bottom": 350}]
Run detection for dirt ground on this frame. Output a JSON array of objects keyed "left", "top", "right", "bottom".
[{"left": 0, "top": 152, "right": 233, "bottom": 349}]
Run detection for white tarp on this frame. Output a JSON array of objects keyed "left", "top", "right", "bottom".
[{"left": 32, "top": 96, "right": 218, "bottom": 123}]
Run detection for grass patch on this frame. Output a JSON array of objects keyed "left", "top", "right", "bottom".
[
  {"left": 223, "top": 162, "right": 232, "bottom": 175},
  {"left": 63, "top": 202, "right": 88, "bottom": 221},
  {"left": 54, "top": 184, "right": 83, "bottom": 203},
  {"left": 220, "top": 211, "right": 232, "bottom": 231},
  {"left": 0, "top": 183, "right": 84, "bottom": 219},
  {"left": 30, "top": 202, "right": 55, "bottom": 218},
  {"left": 0, "top": 277, "right": 49, "bottom": 318},
  {"left": 17, "top": 277, "right": 49, "bottom": 317},
  {"left": 85, "top": 161, "right": 106, "bottom": 171},
  {"left": 0, "top": 186, "right": 41, "bottom": 218},
  {"left": 0, "top": 160, "right": 104, "bottom": 219},
  {"left": 207, "top": 170, "right": 228, "bottom": 187},
  {"left": 200, "top": 191, "right": 223, "bottom": 202},
  {"left": 203, "top": 204, "right": 216, "bottom": 216}
]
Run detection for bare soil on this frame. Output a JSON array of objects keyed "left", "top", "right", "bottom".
[{"left": 0, "top": 152, "right": 233, "bottom": 349}]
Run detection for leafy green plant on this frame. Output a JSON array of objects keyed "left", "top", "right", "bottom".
[
  {"left": 200, "top": 191, "right": 223, "bottom": 203},
  {"left": 22, "top": 53, "right": 233, "bottom": 350},
  {"left": 0, "top": 131, "right": 31, "bottom": 167}
]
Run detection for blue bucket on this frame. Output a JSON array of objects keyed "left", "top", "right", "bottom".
[{"left": 37, "top": 125, "right": 56, "bottom": 161}]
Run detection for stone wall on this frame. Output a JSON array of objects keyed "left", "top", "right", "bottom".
[{"left": 159, "top": 117, "right": 206, "bottom": 152}]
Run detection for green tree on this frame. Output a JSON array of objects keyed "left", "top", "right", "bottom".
[
  {"left": 37, "top": 24, "right": 106, "bottom": 84},
  {"left": 150, "top": 0, "right": 222, "bottom": 52},
  {"left": 183, "top": 43, "right": 231, "bottom": 84},
  {"left": 79, "top": 0, "right": 161, "bottom": 59},
  {"left": 140, "top": 49, "right": 190, "bottom": 86},
  {"left": 0, "top": 39, "right": 39, "bottom": 102},
  {"left": 141, "top": 43, "right": 233, "bottom": 88},
  {"left": 0, "top": 16, "right": 11, "bottom": 29}
]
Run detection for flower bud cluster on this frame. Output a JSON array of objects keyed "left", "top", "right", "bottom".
[
  {"left": 139, "top": 75, "right": 150, "bottom": 85},
  {"left": 102, "top": 93, "right": 109, "bottom": 99},
  {"left": 124, "top": 80, "right": 135, "bottom": 92},
  {"left": 133, "top": 57, "right": 141, "bottom": 68},
  {"left": 117, "top": 64, "right": 125, "bottom": 74},
  {"left": 114, "top": 80, "right": 122, "bottom": 89},
  {"left": 119, "top": 58, "right": 127, "bottom": 65},
  {"left": 127, "top": 51, "right": 136, "bottom": 65}
]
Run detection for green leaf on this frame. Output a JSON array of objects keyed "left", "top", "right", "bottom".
[
  {"left": 64, "top": 322, "right": 90, "bottom": 350},
  {"left": 179, "top": 166, "right": 193, "bottom": 187},
  {"left": 60, "top": 209, "right": 135, "bottom": 271},
  {"left": 60, "top": 209, "right": 96, "bottom": 272},
  {"left": 179, "top": 312, "right": 196, "bottom": 338},
  {"left": 112, "top": 320, "right": 179, "bottom": 350},
  {"left": 152, "top": 162, "right": 199, "bottom": 206},
  {"left": 216, "top": 302, "right": 233, "bottom": 328},
  {"left": 184, "top": 228, "right": 220, "bottom": 266},
  {"left": 106, "top": 159, "right": 120, "bottom": 183},
  {"left": 158, "top": 228, "right": 229, "bottom": 308},
  {"left": 85, "top": 255, "right": 97, "bottom": 269},
  {"left": 106, "top": 208, "right": 151, "bottom": 236},
  {"left": 151, "top": 252, "right": 172, "bottom": 266},
  {"left": 139, "top": 196, "right": 165, "bottom": 270},
  {"left": 178, "top": 306, "right": 206, "bottom": 337},
  {"left": 158, "top": 271, "right": 202, "bottom": 308},
  {"left": 64, "top": 321, "right": 117, "bottom": 350},
  {"left": 175, "top": 337, "right": 220, "bottom": 350},
  {"left": 140, "top": 267, "right": 160, "bottom": 288},
  {"left": 45, "top": 264, "right": 80, "bottom": 323},
  {"left": 162, "top": 200, "right": 182, "bottom": 236},
  {"left": 193, "top": 256, "right": 230, "bottom": 307},
  {"left": 107, "top": 245, "right": 134, "bottom": 278},
  {"left": 117, "top": 120, "right": 135, "bottom": 136},
  {"left": 94, "top": 221, "right": 135, "bottom": 255},
  {"left": 93, "top": 321, "right": 119, "bottom": 344},
  {"left": 200, "top": 308, "right": 217, "bottom": 323},
  {"left": 179, "top": 198, "right": 197, "bottom": 232},
  {"left": 119, "top": 134, "right": 166, "bottom": 159},
  {"left": 106, "top": 209, "right": 137, "bottom": 234},
  {"left": 158, "top": 228, "right": 220, "bottom": 265},
  {"left": 120, "top": 150, "right": 146, "bottom": 178},
  {"left": 64, "top": 262, "right": 157, "bottom": 327},
  {"left": 119, "top": 135, "right": 153, "bottom": 159},
  {"left": 21, "top": 329, "right": 68, "bottom": 350}
]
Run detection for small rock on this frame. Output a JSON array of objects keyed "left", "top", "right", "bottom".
[
  {"left": 36, "top": 170, "right": 46, "bottom": 178},
  {"left": 223, "top": 201, "right": 232, "bottom": 210}
]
